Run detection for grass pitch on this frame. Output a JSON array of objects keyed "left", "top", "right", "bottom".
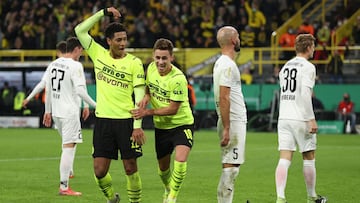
[{"left": 0, "top": 128, "right": 359, "bottom": 203}]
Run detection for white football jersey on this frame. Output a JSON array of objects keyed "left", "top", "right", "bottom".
[
  {"left": 278, "top": 56, "right": 316, "bottom": 121},
  {"left": 213, "top": 55, "right": 247, "bottom": 122},
  {"left": 46, "top": 57, "right": 86, "bottom": 118}
]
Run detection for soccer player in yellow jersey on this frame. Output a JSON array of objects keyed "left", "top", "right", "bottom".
[
  {"left": 131, "top": 38, "right": 194, "bottom": 203},
  {"left": 75, "top": 7, "right": 145, "bottom": 203}
]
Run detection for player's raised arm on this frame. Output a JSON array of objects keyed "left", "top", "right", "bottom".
[{"left": 75, "top": 7, "right": 121, "bottom": 49}]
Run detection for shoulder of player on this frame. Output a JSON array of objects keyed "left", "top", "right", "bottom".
[
  {"left": 126, "top": 53, "right": 143, "bottom": 62},
  {"left": 170, "top": 69, "right": 186, "bottom": 81},
  {"left": 218, "top": 55, "right": 237, "bottom": 67}
]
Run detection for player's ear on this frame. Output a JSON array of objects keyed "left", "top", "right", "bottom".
[{"left": 106, "top": 37, "right": 111, "bottom": 46}]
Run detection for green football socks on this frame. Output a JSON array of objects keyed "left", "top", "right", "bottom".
[
  {"left": 168, "top": 161, "right": 187, "bottom": 199},
  {"left": 158, "top": 167, "right": 171, "bottom": 188},
  {"left": 126, "top": 171, "right": 142, "bottom": 203},
  {"left": 95, "top": 173, "right": 115, "bottom": 200}
]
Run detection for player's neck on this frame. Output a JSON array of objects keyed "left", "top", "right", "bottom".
[{"left": 221, "top": 48, "right": 236, "bottom": 60}]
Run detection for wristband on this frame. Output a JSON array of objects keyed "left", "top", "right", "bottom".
[
  {"left": 103, "top": 8, "right": 113, "bottom": 16},
  {"left": 133, "top": 119, "right": 142, "bottom": 129}
]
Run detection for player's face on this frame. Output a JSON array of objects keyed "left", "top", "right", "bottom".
[
  {"left": 308, "top": 42, "right": 315, "bottom": 59},
  {"left": 74, "top": 46, "right": 83, "bottom": 61},
  {"left": 154, "top": 49, "right": 173, "bottom": 76},
  {"left": 234, "top": 34, "right": 241, "bottom": 52},
  {"left": 108, "top": 31, "right": 127, "bottom": 58}
]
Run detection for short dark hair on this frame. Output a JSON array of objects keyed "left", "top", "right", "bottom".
[
  {"left": 66, "top": 37, "right": 82, "bottom": 53},
  {"left": 56, "top": 41, "right": 67, "bottom": 54},
  {"left": 105, "top": 22, "right": 126, "bottom": 39},
  {"left": 153, "top": 38, "right": 174, "bottom": 55}
]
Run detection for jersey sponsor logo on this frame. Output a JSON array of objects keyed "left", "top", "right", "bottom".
[
  {"left": 151, "top": 92, "right": 170, "bottom": 103},
  {"left": 97, "top": 72, "right": 129, "bottom": 88},
  {"left": 149, "top": 83, "right": 168, "bottom": 96},
  {"left": 137, "top": 74, "right": 145, "bottom": 79},
  {"left": 102, "top": 66, "right": 127, "bottom": 80},
  {"left": 173, "top": 90, "right": 183, "bottom": 95}
]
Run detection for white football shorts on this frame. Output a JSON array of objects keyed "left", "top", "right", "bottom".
[
  {"left": 217, "top": 119, "right": 247, "bottom": 165},
  {"left": 277, "top": 120, "right": 317, "bottom": 153},
  {"left": 53, "top": 116, "right": 83, "bottom": 145}
]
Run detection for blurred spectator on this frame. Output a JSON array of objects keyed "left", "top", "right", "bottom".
[
  {"left": 279, "top": 26, "right": 297, "bottom": 60},
  {"left": 316, "top": 21, "right": 331, "bottom": 46},
  {"left": 313, "top": 44, "right": 329, "bottom": 74},
  {"left": 240, "top": 25, "right": 255, "bottom": 47},
  {"left": 266, "top": 65, "right": 280, "bottom": 84},
  {"left": 256, "top": 25, "right": 267, "bottom": 47},
  {"left": 353, "top": 16, "right": 360, "bottom": 44},
  {"left": 0, "top": 81, "right": 15, "bottom": 115},
  {"left": 337, "top": 93, "right": 357, "bottom": 134},
  {"left": 13, "top": 86, "right": 25, "bottom": 115},
  {"left": 352, "top": 15, "right": 360, "bottom": 56},
  {"left": 186, "top": 74, "right": 197, "bottom": 112},
  {"left": 200, "top": 13, "right": 215, "bottom": 48},
  {"left": 298, "top": 17, "right": 315, "bottom": 35},
  {"left": 240, "top": 67, "right": 253, "bottom": 85},
  {"left": 327, "top": 49, "right": 348, "bottom": 83},
  {"left": 311, "top": 92, "right": 324, "bottom": 113},
  {"left": 243, "top": 0, "right": 266, "bottom": 44}
]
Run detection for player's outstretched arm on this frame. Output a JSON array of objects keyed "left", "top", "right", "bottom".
[{"left": 23, "top": 79, "right": 46, "bottom": 108}]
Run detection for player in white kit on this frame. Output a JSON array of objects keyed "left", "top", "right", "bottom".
[
  {"left": 43, "top": 37, "right": 96, "bottom": 196},
  {"left": 22, "top": 41, "right": 67, "bottom": 108},
  {"left": 275, "top": 34, "right": 327, "bottom": 203},
  {"left": 213, "top": 26, "right": 247, "bottom": 203}
]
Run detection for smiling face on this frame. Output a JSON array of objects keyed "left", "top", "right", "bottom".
[
  {"left": 153, "top": 49, "right": 174, "bottom": 76},
  {"left": 107, "top": 31, "right": 127, "bottom": 58}
]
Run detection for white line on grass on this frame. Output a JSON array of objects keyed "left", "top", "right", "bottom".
[{"left": 0, "top": 155, "right": 90, "bottom": 162}]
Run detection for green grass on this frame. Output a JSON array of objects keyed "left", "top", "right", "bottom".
[{"left": 0, "top": 128, "right": 359, "bottom": 203}]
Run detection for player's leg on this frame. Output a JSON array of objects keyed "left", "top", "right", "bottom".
[
  {"left": 303, "top": 150, "right": 317, "bottom": 200},
  {"left": 275, "top": 120, "right": 296, "bottom": 202},
  {"left": 167, "top": 145, "right": 191, "bottom": 203},
  {"left": 93, "top": 118, "right": 118, "bottom": 202},
  {"left": 119, "top": 118, "right": 143, "bottom": 203},
  {"left": 56, "top": 117, "right": 82, "bottom": 196},
  {"left": 275, "top": 151, "right": 292, "bottom": 203},
  {"left": 155, "top": 128, "right": 173, "bottom": 202},
  {"left": 166, "top": 125, "right": 194, "bottom": 203},
  {"left": 94, "top": 157, "right": 115, "bottom": 200},
  {"left": 302, "top": 153, "right": 327, "bottom": 203},
  {"left": 157, "top": 154, "right": 171, "bottom": 203},
  {"left": 217, "top": 121, "right": 245, "bottom": 203},
  {"left": 123, "top": 158, "right": 142, "bottom": 203},
  {"left": 69, "top": 145, "right": 76, "bottom": 178}
]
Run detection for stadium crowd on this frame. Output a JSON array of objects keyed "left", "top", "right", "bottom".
[{"left": 0, "top": 0, "right": 313, "bottom": 50}]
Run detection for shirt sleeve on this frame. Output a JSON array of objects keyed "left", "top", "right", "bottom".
[
  {"left": 75, "top": 9, "right": 104, "bottom": 50},
  {"left": 44, "top": 69, "right": 52, "bottom": 113},
  {"left": 219, "top": 63, "right": 234, "bottom": 88},
  {"left": 169, "top": 75, "right": 188, "bottom": 102}
]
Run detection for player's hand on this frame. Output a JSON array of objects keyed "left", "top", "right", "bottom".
[
  {"left": 105, "top": 7, "right": 121, "bottom": 19},
  {"left": 137, "top": 95, "right": 150, "bottom": 109},
  {"left": 308, "top": 119, "right": 318, "bottom": 134},
  {"left": 131, "top": 108, "right": 147, "bottom": 119},
  {"left": 22, "top": 99, "right": 29, "bottom": 108},
  {"left": 132, "top": 128, "right": 146, "bottom": 145},
  {"left": 82, "top": 107, "right": 90, "bottom": 120},
  {"left": 220, "top": 128, "right": 230, "bottom": 147},
  {"left": 43, "top": 113, "right": 52, "bottom": 127}
]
